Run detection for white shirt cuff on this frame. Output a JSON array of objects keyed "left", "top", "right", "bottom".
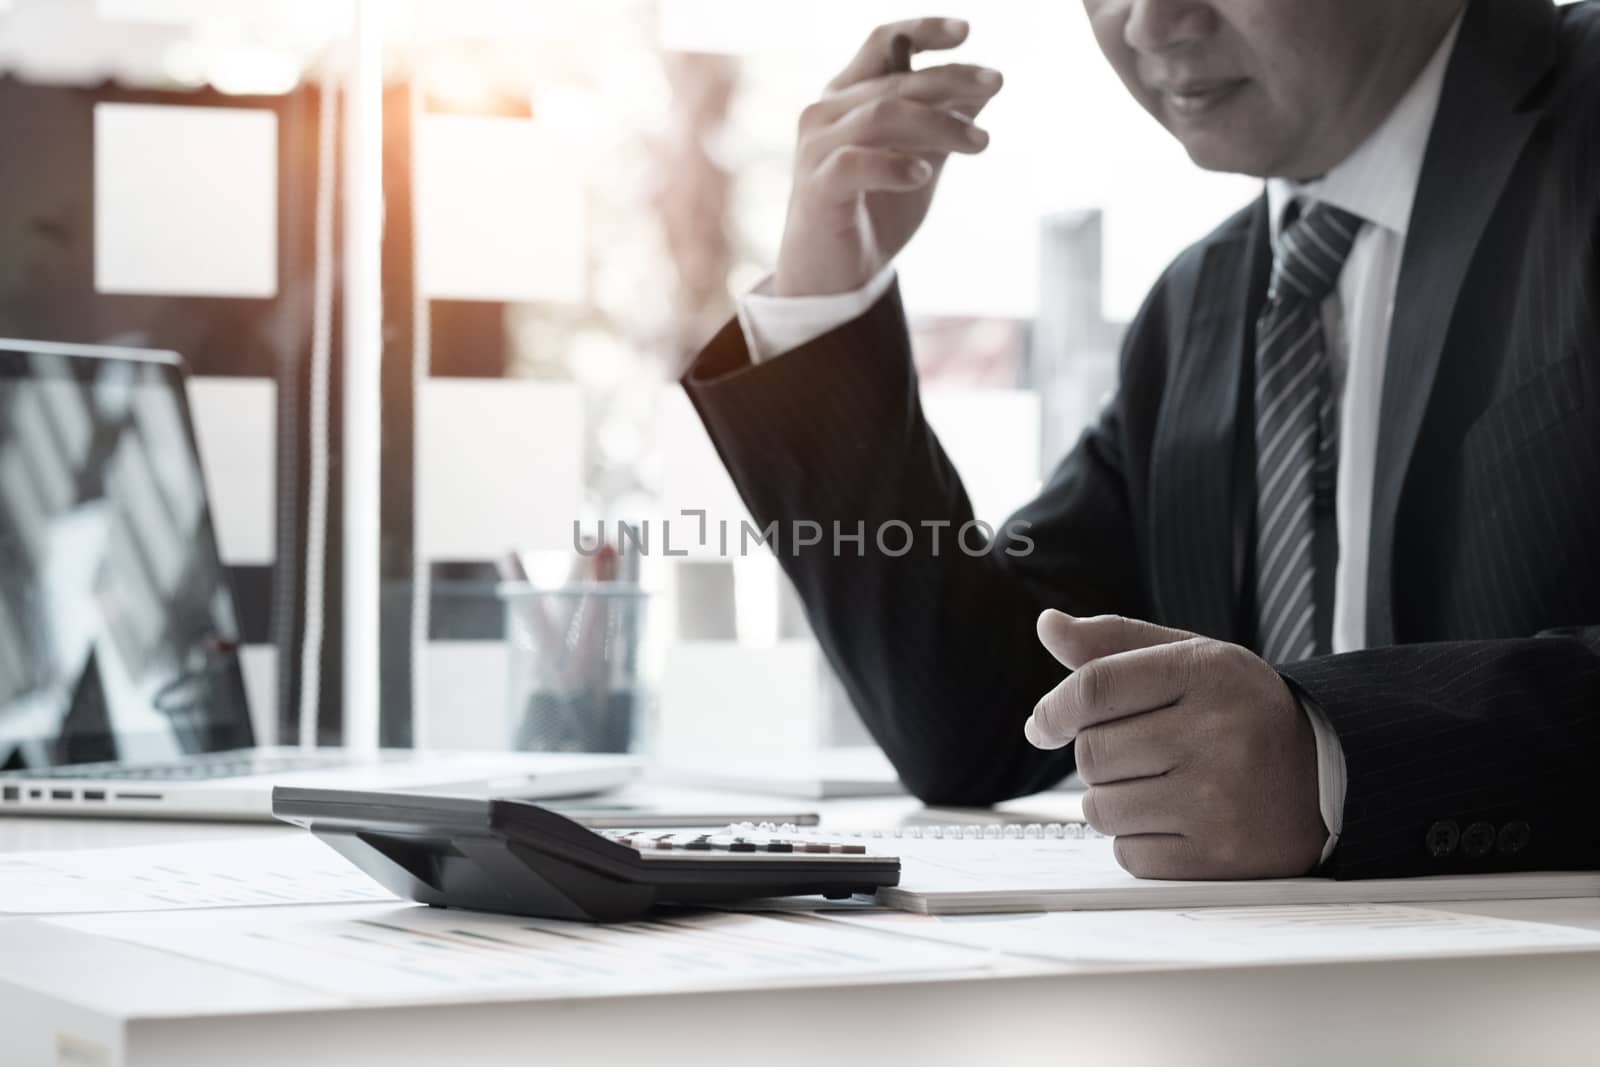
[
  {"left": 736, "top": 266, "right": 899, "bottom": 364},
  {"left": 1299, "top": 695, "right": 1348, "bottom": 866}
]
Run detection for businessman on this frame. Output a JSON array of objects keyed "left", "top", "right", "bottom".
[{"left": 682, "top": 0, "right": 1600, "bottom": 879}]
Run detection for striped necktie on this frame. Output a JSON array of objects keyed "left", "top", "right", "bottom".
[{"left": 1254, "top": 201, "right": 1363, "bottom": 664}]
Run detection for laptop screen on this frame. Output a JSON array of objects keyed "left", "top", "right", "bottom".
[{"left": 0, "top": 343, "right": 253, "bottom": 770}]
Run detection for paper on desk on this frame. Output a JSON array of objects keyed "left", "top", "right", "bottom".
[
  {"left": 48, "top": 903, "right": 997, "bottom": 1004},
  {"left": 818, "top": 903, "right": 1600, "bottom": 967},
  {"left": 0, "top": 837, "right": 397, "bottom": 915}
]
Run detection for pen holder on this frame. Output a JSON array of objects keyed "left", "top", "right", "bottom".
[{"left": 499, "top": 582, "right": 651, "bottom": 754}]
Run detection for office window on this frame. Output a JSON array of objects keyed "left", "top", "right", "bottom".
[
  {"left": 0, "top": 0, "right": 1263, "bottom": 754},
  {"left": 389, "top": 2, "right": 1257, "bottom": 755},
  {"left": 0, "top": 0, "right": 345, "bottom": 749}
]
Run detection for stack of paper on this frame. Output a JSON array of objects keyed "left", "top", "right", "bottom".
[{"left": 861, "top": 835, "right": 1600, "bottom": 914}]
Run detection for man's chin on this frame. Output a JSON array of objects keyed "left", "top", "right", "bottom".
[{"left": 1175, "top": 133, "right": 1278, "bottom": 179}]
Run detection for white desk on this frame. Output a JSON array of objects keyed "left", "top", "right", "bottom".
[{"left": 4, "top": 787, "right": 1600, "bottom": 1067}]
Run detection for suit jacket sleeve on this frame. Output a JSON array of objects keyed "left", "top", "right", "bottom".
[
  {"left": 681, "top": 280, "right": 1155, "bottom": 805},
  {"left": 1282, "top": 629, "right": 1600, "bottom": 878}
]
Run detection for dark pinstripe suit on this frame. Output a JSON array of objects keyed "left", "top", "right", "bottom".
[{"left": 683, "top": 0, "right": 1600, "bottom": 879}]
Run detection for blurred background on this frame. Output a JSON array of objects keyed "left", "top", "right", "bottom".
[{"left": 0, "top": 0, "right": 1270, "bottom": 766}]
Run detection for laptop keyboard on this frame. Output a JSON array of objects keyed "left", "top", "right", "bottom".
[{"left": 11, "top": 753, "right": 359, "bottom": 782}]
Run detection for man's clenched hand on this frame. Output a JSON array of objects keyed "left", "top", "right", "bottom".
[{"left": 1025, "top": 610, "right": 1327, "bottom": 880}]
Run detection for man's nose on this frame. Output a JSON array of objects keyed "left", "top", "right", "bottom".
[{"left": 1123, "top": 0, "right": 1216, "bottom": 53}]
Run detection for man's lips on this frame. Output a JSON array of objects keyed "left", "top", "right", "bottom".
[{"left": 1156, "top": 78, "right": 1249, "bottom": 117}]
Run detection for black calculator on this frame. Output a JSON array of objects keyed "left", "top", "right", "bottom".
[{"left": 272, "top": 787, "right": 900, "bottom": 922}]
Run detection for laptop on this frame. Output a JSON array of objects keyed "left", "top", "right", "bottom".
[{"left": 0, "top": 339, "right": 638, "bottom": 819}]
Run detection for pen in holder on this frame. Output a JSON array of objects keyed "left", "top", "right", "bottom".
[{"left": 498, "top": 550, "right": 650, "bottom": 754}]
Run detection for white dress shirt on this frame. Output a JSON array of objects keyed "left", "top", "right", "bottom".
[{"left": 734, "top": 15, "right": 1463, "bottom": 861}]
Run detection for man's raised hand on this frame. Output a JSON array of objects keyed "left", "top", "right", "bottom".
[{"left": 773, "top": 17, "right": 1004, "bottom": 298}]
